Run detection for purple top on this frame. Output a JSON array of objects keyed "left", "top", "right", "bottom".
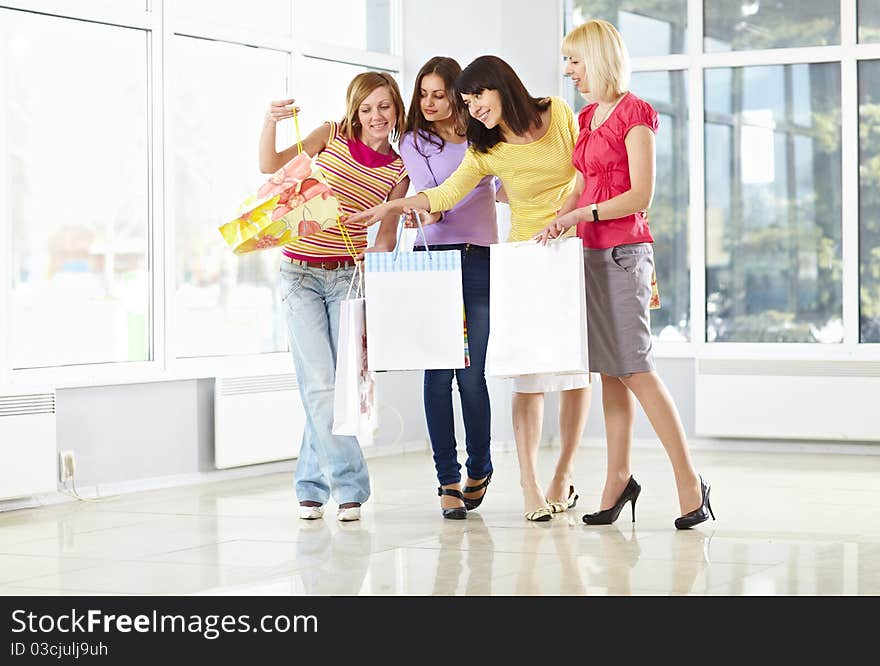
[{"left": 399, "top": 131, "right": 499, "bottom": 247}]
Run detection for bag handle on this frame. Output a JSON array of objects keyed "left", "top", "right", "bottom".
[
  {"left": 345, "top": 260, "right": 364, "bottom": 300},
  {"left": 412, "top": 209, "right": 431, "bottom": 253},
  {"left": 391, "top": 210, "right": 432, "bottom": 262},
  {"left": 293, "top": 110, "right": 304, "bottom": 155}
]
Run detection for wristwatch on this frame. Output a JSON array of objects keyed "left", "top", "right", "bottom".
[{"left": 590, "top": 202, "right": 599, "bottom": 222}]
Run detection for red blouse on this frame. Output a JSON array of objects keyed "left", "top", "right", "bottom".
[{"left": 573, "top": 92, "right": 659, "bottom": 249}]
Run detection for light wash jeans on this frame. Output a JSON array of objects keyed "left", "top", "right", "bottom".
[{"left": 280, "top": 261, "right": 370, "bottom": 506}]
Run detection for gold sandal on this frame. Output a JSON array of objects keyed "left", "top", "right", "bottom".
[{"left": 547, "top": 485, "right": 579, "bottom": 514}]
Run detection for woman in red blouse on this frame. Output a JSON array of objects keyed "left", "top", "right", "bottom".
[{"left": 537, "top": 19, "right": 714, "bottom": 530}]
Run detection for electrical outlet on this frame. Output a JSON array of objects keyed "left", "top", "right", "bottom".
[{"left": 58, "top": 450, "right": 76, "bottom": 483}]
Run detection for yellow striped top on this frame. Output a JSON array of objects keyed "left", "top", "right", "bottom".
[
  {"left": 422, "top": 97, "right": 578, "bottom": 242},
  {"left": 281, "top": 121, "right": 407, "bottom": 261}
]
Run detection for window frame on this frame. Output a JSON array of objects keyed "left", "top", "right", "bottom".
[
  {"left": 0, "top": 0, "right": 403, "bottom": 390},
  {"left": 561, "top": 0, "right": 880, "bottom": 361}
]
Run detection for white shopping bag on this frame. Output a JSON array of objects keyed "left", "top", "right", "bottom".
[
  {"left": 486, "top": 237, "right": 589, "bottom": 377},
  {"left": 332, "top": 266, "right": 377, "bottom": 446},
  {"left": 364, "top": 216, "right": 466, "bottom": 371}
]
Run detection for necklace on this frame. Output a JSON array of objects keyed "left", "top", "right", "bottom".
[{"left": 590, "top": 95, "right": 624, "bottom": 131}]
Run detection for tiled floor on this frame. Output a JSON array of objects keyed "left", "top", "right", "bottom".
[{"left": 0, "top": 446, "right": 878, "bottom": 595}]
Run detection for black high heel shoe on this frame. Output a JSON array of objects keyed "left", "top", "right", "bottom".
[
  {"left": 438, "top": 487, "right": 467, "bottom": 520},
  {"left": 674, "top": 475, "right": 715, "bottom": 530},
  {"left": 582, "top": 476, "right": 641, "bottom": 525},
  {"left": 461, "top": 473, "right": 492, "bottom": 511}
]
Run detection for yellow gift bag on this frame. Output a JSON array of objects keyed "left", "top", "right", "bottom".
[{"left": 219, "top": 113, "right": 343, "bottom": 254}]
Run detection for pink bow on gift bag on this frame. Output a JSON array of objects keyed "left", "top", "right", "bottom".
[{"left": 218, "top": 113, "right": 343, "bottom": 254}]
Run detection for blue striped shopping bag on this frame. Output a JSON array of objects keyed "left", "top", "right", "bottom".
[{"left": 364, "top": 217, "right": 466, "bottom": 371}]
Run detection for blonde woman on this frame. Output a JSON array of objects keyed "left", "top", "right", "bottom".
[
  {"left": 537, "top": 20, "right": 714, "bottom": 529},
  {"left": 347, "top": 56, "right": 592, "bottom": 522},
  {"left": 260, "top": 72, "right": 409, "bottom": 522}
]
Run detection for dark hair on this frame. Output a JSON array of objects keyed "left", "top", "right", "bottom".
[
  {"left": 455, "top": 55, "right": 551, "bottom": 153},
  {"left": 405, "top": 56, "right": 468, "bottom": 157}
]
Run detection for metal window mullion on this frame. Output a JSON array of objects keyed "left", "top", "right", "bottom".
[
  {"left": 168, "top": 18, "right": 296, "bottom": 52},
  {"left": 391, "top": 0, "right": 403, "bottom": 59},
  {"left": 631, "top": 55, "right": 689, "bottom": 72},
  {"left": 0, "top": 0, "right": 153, "bottom": 29},
  {"left": 152, "top": 0, "right": 168, "bottom": 372},
  {"left": 688, "top": 0, "right": 705, "bottom": 349},
  {"left": 841, "top": 0, "right": 860, "bottom": 348},
  {"left": 556, "top": 0, "right": 565, "bottom": 99},
  {"left": 0, "top": 51, "right": 8, "bottom": 388},
  {"left": 299, "top": 42, "right": 401, "bottom": 72},
  {"left": 699, "top": 45, "right": 844, "bottom": 69},
  {"left": 855, "top": 43, "right": 880, "bottom": 60}
]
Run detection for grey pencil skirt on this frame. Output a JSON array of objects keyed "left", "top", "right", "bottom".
[{"left": 583, "top": 243, "right": 656, "bottom": 377}]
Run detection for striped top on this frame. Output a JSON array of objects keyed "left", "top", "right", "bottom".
[
  {"left": 422, "top": 97, "right": 579, "bottom": 242},
  {"left": 281, "top": 121, "right": 408, "bottom": 261}
]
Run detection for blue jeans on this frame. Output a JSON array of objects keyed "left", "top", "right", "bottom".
[
  {"left": 418, "top": 243, "right": 492, "bottom": 486},
  {"left": 280, "top": 261, "right": 370, "bottom": 505}
]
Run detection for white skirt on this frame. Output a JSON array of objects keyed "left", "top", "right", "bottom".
[{"left": 512, "top": 372, "right": 592, "bottom": 394}]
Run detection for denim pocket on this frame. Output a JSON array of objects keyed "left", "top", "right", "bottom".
[{"left": 279, "top": 266, "right": 307, "bottom": 302}]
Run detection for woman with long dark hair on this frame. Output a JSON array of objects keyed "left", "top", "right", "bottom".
[
  {"left": 348, "top": 56, "right": 591, "bottom": 522},
  {"left": 396, "top": 57, "right": 499, "bottom": 519}
]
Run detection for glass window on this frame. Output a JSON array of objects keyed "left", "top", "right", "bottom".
[
  {"left": 704, "top": 1, "right": 840, "bottom": 52},
  {"left": 294, "top": 58, "right": 380, "bottom": 134},
  {"left": 631, "top": 70, "right": 690, "bottom": 341},
  {"left": 169, "top": 37, "right": 291, "bottom": 358},
  {"left": 295, "top": 0, "right": 392, "bottom": 54},
  {"left": 859, "top": 60, "right": 880, "bottom": 343},
  {"left": 168, "top": 0, "right": 292, "bottom": 35},
  {"left": 704, "top": 64, "right": 842, "bottom": 343},
  {"left": 859, "top": 0, "right": 880, "bottom": 43},
  {"left": 0, "top": 10, "right": 150, "bottom": 368},
  {"left": 567, "top": 0, "right": 687, "bottom": 57}
]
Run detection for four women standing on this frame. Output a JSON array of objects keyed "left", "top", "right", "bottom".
[{"left": 262, "top": 20, "right": 714, "bottom": 529}]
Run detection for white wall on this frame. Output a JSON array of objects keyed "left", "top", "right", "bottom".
[
  {"left": 388, "top": 0, "right": 568, "bottom": 452},
  {"left": 402, "top": 0, "right": 562, "bottom": 103}
]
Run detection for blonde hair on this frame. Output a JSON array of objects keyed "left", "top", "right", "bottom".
[
  {"left": 562, "top": 19, "right": 630, "bottom": 101},
  {"left": 339, "top": 71, "right": 405, "bottom": 143}
]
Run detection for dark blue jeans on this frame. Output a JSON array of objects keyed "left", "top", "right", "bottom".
[{"left": 417, "top": 243, "right": 492, "bottom": 486}]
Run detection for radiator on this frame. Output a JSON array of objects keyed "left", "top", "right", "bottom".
[
  {"left": 214, "top": 374, "right": 305, "bottom": 469},
  {"left": 0, "top": 392, "right": 57, "bottom": 500},
  {"left": 695, "top": 359, "right": 880, "bottom": 441}
]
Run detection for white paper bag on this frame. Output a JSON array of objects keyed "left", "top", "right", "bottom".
[
  {"left": 364, "top": 218, "right": 466, "bottom": 371},
  {"left": 486, "top": 237, "right": 589, "bottom": 377},
  {"left": 332, "top": 268, "right": 377, "bottom": 446}
]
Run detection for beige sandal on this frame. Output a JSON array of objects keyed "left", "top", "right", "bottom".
[
  {"left": 525, "top": 506, "right": 553, "bottom": 522},
  {"left": 547, "top": 485, "right": 579, "bottom": 514}
]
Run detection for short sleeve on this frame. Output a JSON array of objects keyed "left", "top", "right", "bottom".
[
  {"left": 620, "top": 97, "right": 659, "bottom": 136},
  {"left": 577, "top": 104, "right": 595, "bottom": 132},
  {"left": 324, "top": 120, "right": 340, "bottom": 143},
  {"left": 395, "top": 161, "right": 408, "bottom": 187}
]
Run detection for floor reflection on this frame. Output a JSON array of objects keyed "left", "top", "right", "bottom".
[
  {"left": 430, "top": 514, "right": 494, "bottom": 596},
  {"left": 294, "top": 520, "right": 374, "bottom": 595}
]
